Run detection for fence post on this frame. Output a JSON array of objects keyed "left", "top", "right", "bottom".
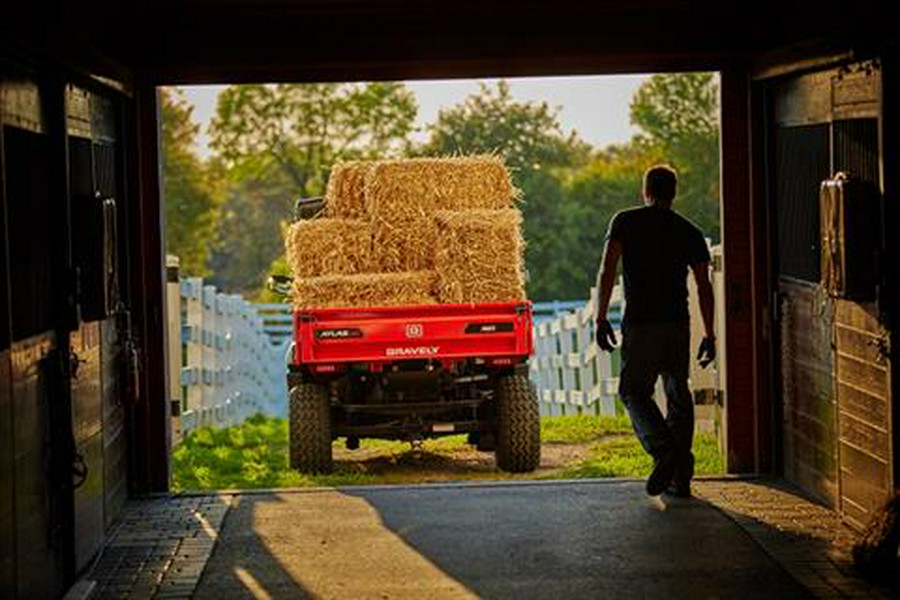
[
  {"left": 183, "top": 277, "right": 204, "bottom": 422},
  {"left": 166, "top": 255, "right": 182, "bottom": 444}
]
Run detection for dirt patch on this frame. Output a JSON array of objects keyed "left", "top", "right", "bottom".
[{"left": 330, "top": 437, "right": 624, "bottom": 484}]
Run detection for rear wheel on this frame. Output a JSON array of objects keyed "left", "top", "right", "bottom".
[
  {"left": 289, "top": 383, "right": 332, "bottom": 473},
  {"left": 495, "top": 375, "right": 540, "bottom": 472}
]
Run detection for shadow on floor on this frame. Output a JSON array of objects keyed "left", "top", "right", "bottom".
[
  {"left": 195, "top": 479, "right": 820, "bottom": 599},
  {"left": 194, "top": 494, "right": 312, "bottom": 599}
]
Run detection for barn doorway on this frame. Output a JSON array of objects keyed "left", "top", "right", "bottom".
[{"left": 158, "top": 73, "right": 726, "bottom": 492}]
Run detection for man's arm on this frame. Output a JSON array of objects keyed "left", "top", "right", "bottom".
[
  {"left": 596, "top": 239, "right": 622, "bottom": 320},
  {"left": 594, "top": 239, "right": 622, "bottom": 351},
  {"left": 690, "top": 262, "right": 714, "bottom": 338},
  {"left": 690, "top": 261, "right": 716, "bottom": 367}
]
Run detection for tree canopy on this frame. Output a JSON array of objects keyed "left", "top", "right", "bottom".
[
  {"left": 160, "top": 88, "right": 218, "bottom": 276},
  {"left": 209, "top": 82, "right": 418, "bottom": 197},
  {"left": 421, "top": 81, "right": 590, "bottom": 173},
  {"left": 630, "top": 72, "right": 720, "bottom": 238}
]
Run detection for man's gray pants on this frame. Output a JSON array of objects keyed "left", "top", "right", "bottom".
[{"left": 618, "top": 322, "right": 694, "bottom": 481}]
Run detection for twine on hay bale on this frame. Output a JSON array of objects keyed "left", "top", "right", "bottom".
[
  {"left": 433, "top": 209, "right": 526, "bottom": 304},
  {"left": 292, "top": 271, "right": 437, "bottom": 309},
  {"left": 284, "top": 218, "right": 373, "bottom": 279},
  {"left": 324, "top": 161, "right": 376, "bottom": 219},
  {"left": 365, "top": 156, "right": 518, "bottom": 272}
]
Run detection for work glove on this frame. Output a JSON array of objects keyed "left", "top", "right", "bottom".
[
  {"left": 697, "top": 337, "right": 716, "bottom": 368},
  {"left": 595, "top": 318, "right": 617, "bottom": 352}
]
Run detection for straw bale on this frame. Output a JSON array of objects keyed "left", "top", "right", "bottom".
[
  {"left": 284, "top": 218, "right": 372, "bottom": 279},
  {"left": 433, "top": 209, "right": 526, "bottom": 304},
  {"left": 366, "top": 156, "right": 517, "bottom": 271},
  {"left": 324, "top": 161, "right": 376, "bottom": 219},
  {"left": 292, "top": 271, "right": 437, "bottom": 309}
]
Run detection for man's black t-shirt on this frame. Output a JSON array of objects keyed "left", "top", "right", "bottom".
[{"left": 607, "top": 205, "right": 710, "bottom": 325}]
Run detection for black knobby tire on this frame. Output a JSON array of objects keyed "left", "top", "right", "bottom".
[
  {"left": 289, "top": 383, "right": 333, "bottom": 474},
  {"left": 495, "top": 374, "right": 541, "bottom": 472}
]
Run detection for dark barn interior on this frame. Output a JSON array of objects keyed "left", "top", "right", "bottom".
[{"left": 1, "top": 1, "right": 898, "bottom": 596}]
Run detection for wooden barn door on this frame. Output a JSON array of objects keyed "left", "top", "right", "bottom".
[
  {"left": 831, "top": 116, "right": 893, "bottom": 528},
  {"left": 773, "top": 116, "right": 837, "bottom": 505},
  {"left": 66, "top": 84, "right": 129, "bottom": 571},
  {"left": 770, "top": 62, "right": 894, "bottom": 525}
]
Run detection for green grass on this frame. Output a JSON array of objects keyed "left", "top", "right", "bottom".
[
  {"left": 553, "top": 433, "right": 724, "bottom": 479},
  {"left": 171, "top": 413, "right": 723, "bottom": 491},
  {"left": 540, "top": 414, "right": 632, "bottom": 443},
  {"left": 171, "top": 414, "right": 377, "bottom": 491}
]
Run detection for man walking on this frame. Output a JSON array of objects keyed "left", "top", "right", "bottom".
[{"left": 594, "top": 165, "right": 716, "bottom": 498}]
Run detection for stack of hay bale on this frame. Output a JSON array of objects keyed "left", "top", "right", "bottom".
[{"left": 284, "top": 156, "right": 526, "bottom": 309}]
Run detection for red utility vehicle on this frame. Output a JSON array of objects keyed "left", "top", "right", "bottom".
[{"left": 285, "top": 300, "right": 541, "bottom": 474}]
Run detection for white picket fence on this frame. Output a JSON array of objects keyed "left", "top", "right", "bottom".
[
  {"left": 530, "top": 287, "right": 623, "bottom": 417},
  {"left": 166, "top": 261, "right": 288, "bottom": 440}
]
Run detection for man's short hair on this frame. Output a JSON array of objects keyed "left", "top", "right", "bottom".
[{"left": 643, "top": 165, "right": 677, "bottom": 204}]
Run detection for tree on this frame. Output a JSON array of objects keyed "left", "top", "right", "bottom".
[
  {"left": 421, "top": 81, "right": 591, "bottom": 301},
  {"left": 205, "top": 179, "right": 294, "bottom": 298},
  {"left": 206, "top": 83, "right": 418, "bottom": 294},
  {"left": 630, "top": 72, "right": 720, "bottom": 238},
  {"left": 421, "top": 81, "right": 590, "bottom": 173},
  {"left": 160, "top": 88, "right": 218, "bottom": 276},
  {"left": 209, "top": 82, "right": 418, "bottom": 196}
]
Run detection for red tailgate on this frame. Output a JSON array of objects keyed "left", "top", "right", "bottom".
[{"left": 294, "top": 302, "right": 532, "bottom": 365}]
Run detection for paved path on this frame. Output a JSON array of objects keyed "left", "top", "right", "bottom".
[
  {"left": 194, "top": 480, "right": 811, "bottom": 599},
  {"left": 79, "top": 479, "right": 891, "bottom": 599}
]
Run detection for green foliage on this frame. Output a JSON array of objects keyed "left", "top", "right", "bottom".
[
  {"left": 209, "top": 82, "right": 418, "bottom": 195},
  {"left": 421, "top": 81, "right": 590, "bottom": 173},
  {"left": 205, "top": 82, "right": 417, "bottom": 294},
  {"left": 160, "top": 89, "right": 219, "bottom": 276},
  {"left": 206, "top": 179, "right": 294, "bottom": 297},
  {"left": 630, "top": 73, "right": 720, "bottom": 239}
]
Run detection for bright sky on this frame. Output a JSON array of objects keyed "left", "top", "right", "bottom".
[{"left": 178, "top": 74, "right": 651, "bottom": 159}]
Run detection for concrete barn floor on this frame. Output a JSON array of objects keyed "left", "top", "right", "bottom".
[{"left": 82, "top": 479, "right": 892, "bottom": 599}]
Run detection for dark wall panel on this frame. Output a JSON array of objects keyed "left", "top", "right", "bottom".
[
  {"left": 70, "top": 322, "right": 105, "bottom": 572},
  {"left": 11, "top": 334, "right": 65, "bottom": 599},
  {"left": 0, "top": 349, "right": 14, "bottom": 596},
  {"left": 774, "top": 124, "right": 830, "bottom": 283},
  {"left": 101, "top": 318, "right": 127, "bottom": 529},
  {"left": 4, "top": 127, "right": 55, "bottom": 341},
  {"left": 1, "top": 108, "right": 14, "bottom": 594},
  {"left": 834, "top": 118, "right": 879, "bottom": 185}
]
